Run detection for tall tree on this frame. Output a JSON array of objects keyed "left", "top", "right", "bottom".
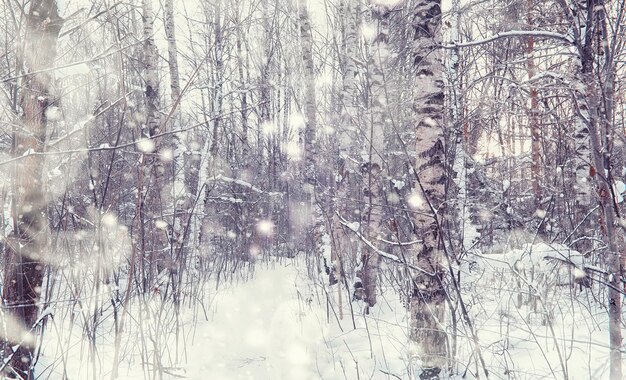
[
  {"left": 559, "top": 1, "right": 623, "bottom": 377},
  {"left": 409, "top": 0, "right": 448, "bottom": 377},
  {"left": 298, "top": 2, "right": 320, "bottom": 256},
  {"left": 1, "top": 1, "right": 63, "bottom": 378},
  {"left": 354, "top": 2, "right": 390, "bottom": 308},
  {"left": 526, "top": 0, "right": 543, "bottom": 215},
  {"left": 140, "top": 0, "right": 171, "bottom": 289}
]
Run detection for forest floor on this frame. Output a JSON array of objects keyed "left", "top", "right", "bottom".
[
  {"left": 36, "top": 249, "right": 625, "bottom": 379},
  {"left": 37, "top": 257, "right": 409, "bottom": 380}
]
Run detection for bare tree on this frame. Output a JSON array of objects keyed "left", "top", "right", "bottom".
[
  {"left": 1, "top": 1, "right": 62, "bottom": 378},
  {"left": 409, "top": 0, "right": 448, "bottom": 377},
  {"left": 298, "top": 2, "right": 321, "bottom": 257}
]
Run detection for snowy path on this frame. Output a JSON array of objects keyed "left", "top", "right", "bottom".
[
  {"left": 37, "top": 252, "right": 626, "bottom": 380},
  {"left": 185, "top": 261, "right": 328, "bottom": 380},
  {"left": 39, "top": 258, "right": 408, "bottom": 380}
]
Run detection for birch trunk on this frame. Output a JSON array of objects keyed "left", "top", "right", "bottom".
[
  {"left": 163, "top": 0, "right": 187, "bottom": 300},
  {"left": 594, "top": 4, "right": 622, "bottom": 378},
  {"left": 200, "top": 0, "right": 225, "bottom": 247},
  {"left": 561, "top": 0, "right": 623, "bottom": 377},
  {"left": 298, "top": 3, "right": 320, "bottom": 256},
  {"left": 329, "top": 0, "right": 359, "bottom": 292},
  {"left": 448, "top": 0, "right": 468, "bottom": 251},
  {"left": 1, "top": 1, "right": 62, "bottom": 378},
  {"left": 571, "top": 0, "right": 593, "bottom": 212},
  {"left": 164, "top": 0, "right": 181, "bottom": 103},
  {"left": 526, "top": 0, "right": 543, "bottom": 214},
  {"left": 141, "top": 0, "right": 172, "bottom": 288},
  {"left": 409, "top": 0, "right": 448, "bottom": 377},
  {"left": 163, "top": 0, "right": 186, "bottom": 206},
  {"left": 354, "top": 3, "right": 390, "bottom": 308}
]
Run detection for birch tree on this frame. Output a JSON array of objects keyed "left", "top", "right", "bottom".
[
  {"left": 1, "top": 1, "right": 62, "bottom": 378},
  {"left": 298, "top": 2, "right": 320, "bottom": 257},
  {"left": 140, "top": 0, "right": 173, "bottom": 290},
  {"left": 409, "top": 0, "right": 448, "bottom": 377},
  {"left": 557, "top": 1, "right": 623, "bottom": 377},
  {"left": 353, "top": 2, "right": 390, "bottom": 308}
]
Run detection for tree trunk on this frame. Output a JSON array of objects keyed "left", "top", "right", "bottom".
[
  {"left": 141, "top": 0, "right": 171, "bottom": 288},
  {"left": 354, "top": 3, "right": 390, "bottom": 308},
  {"left": 526, "top": 0, "right": 543, "bottom": 214},
  {"left": 163, "top": 0, "right": 183, "bottom": 233},
  {"left": 200, "top": 0, "right": 225, "bottom": 248},
  {"left": 164, "top": 0, "right": 181, "bottom": 104},
  {"left": 329, "top": 0, "right": 359, "bottom": 291},
  {"left": 298, "top": 3, "right": 320, "bottom": 256},
  {"left": 409, "top": 0, "right": 448, "bottom": 377},
  {"left": 568, "top": 0, "right": 623, "bottom": 378},
  {"left": 1, "top": 1, "right": 62, "bottom": 378}
]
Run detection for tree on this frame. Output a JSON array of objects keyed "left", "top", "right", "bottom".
[
  {"left": 409, "top": 0, "right": 448, "bottom": 377},
  {"left": 139, "top": 0, "right": 172, "bottom": 290},
  {"left": 353, "top": 2, "right": 390, "bottom": 309},
  {"left": 1, "top": 1, "right": 63, "bottom": 378},
  {"left": 298, "top": 2, "right": 320, "bottom": 257},
  {"left": 557, "top": 1, "right": 623, "bottom": 377}
]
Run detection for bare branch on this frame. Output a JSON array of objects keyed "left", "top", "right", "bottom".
[{"left": 442, "top": 30, "right": 574, "bottom": 49}]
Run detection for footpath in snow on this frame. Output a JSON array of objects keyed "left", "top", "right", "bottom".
[
  {"left": 184, "top": 259, "right": 408, "bottom": 380},
  {"left": 39, "top": 257, "right": 409, "bottom": 380},
  {"left": 186, "top": 261, "right": 326, "bottom": 379}
]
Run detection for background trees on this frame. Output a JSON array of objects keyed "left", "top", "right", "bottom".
[{"left": 0, "top": 0, "right": 624, "bottom": 379}]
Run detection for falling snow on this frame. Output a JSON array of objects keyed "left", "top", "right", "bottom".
[{"left": 0, "top": 0, "right": 624, "bottom": 380}]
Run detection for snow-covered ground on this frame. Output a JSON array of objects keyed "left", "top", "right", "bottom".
[
  {"left": 35, "top": 250, "right": 624, "bottom": 379},
  {"left": 36, "top": 256, "right": 413, "bottom": 380}
]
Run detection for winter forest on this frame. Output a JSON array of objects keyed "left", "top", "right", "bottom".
[{"left": 0, "top": 0, "right": 625, "bottom": 379}]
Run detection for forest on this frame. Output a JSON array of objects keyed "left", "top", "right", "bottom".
[{"left": 0, "top": 0, "right": 625, "bottom": 379}]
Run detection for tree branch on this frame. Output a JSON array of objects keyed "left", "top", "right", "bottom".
[{"left": 442, "top": 30, "right": 574, "bottom": 49}]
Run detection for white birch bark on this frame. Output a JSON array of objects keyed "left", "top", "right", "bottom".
[
  {"left": 298, "top": 3, "right": 321, "bottom": 257},
  {"left": 354, "top": 2, "right": 390, "bottom": 308},
  {"left": 141, "top": 0, "right": 172, "bottom": 285},
  {"left": 559, "top": 0, "right": 623, "bottom": 377},
  {"left": 409, "top": 0, "right": 448, "bottom": 377},
  {"left": 163, "top": 0, "right": 187, "bottom": 207}
]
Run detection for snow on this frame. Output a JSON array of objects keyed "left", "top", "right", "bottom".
[
  {"left": 261, "top": 120, "right": 277, "bottom": 135},
  {"left": 407, "top": 191, "right": 424, "bottom": 209},
  {"left": 48, "top": 167, "right": 62, "bottom": 178},
  {"left": 13, "top": 241, "right": 626, "bottom": 380},
  {"left": 422, "top": 117, "right": 438, "bottom": 127},
  {"left": 256, "top": 219, "right": 274, "bottom": 236},
  {"left": 289, "top": 112, "right": 306, "bottom": 130},
  {"left": 136, "top": 138, "right": 156, "bottom": 153},
  {"left": 101, "top": 212, "right": 117, "bottom": 227},
  {"left": 391, "top": 179, "right": 406, "bottom": 190},
  {"left": 502, "top": 179, "right": 510, "bottom": 192},
  {"left": 180, "top": 260, "right": 408, "bottom": 380},
  {"left": 45, "top": 106, "right": 62, "bottom": 121},
  {"left": 361, "top": 22, "right": 378, "bottom": 42},
  {"left": 3, "top": 1, "right": 626, "bottom": 379},
  {"left": 284, "top": 141, "right": 302, "bottom": 160},
  {"left": 614, "top": 180, "right": 626, "bottom": 202},
  {"left": 160, "top": 148, "right": 174, "bottom": 162}
]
